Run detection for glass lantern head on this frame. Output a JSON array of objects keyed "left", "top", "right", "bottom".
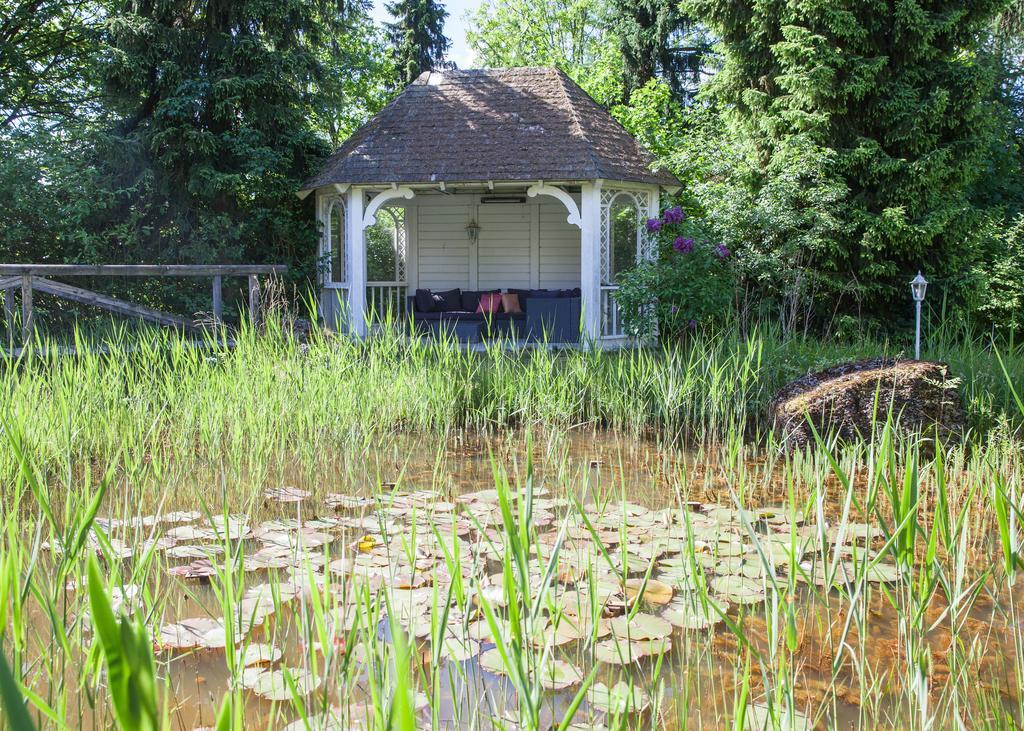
[{"left": 910, "top": 271, "right": 928, "bottom": 302}]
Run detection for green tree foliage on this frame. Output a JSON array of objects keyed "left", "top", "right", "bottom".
[
  {"left": 607, "top": 0, "right": 707, "bottom": 102},
  {"left": 687, "top": 0, "right": 1009, "bottom": 326},
  {"left": 1, "top": 1, "right": 394, "bottom": 319},
  {"left": 387, "top": 0, "right": 451, "bottom": 84},
  {"left": 466, "top": 0, "right": 625, "bottom": 105},
  {"left": 0, "top": 0, "right": 102, "bottom": 129}
]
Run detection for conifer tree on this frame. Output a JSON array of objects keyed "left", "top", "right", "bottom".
[
  {"left": 688, "top": 0, "right": 1008, "bottom": 319},
  {"left": 609, "top": 0, "right": 706, "bottom": 102},
  {"left": 78, "top": 0, "right": 389, "bottom": 297},
  {"left": 386, "top": 0, "right": 452, "bottom": 84}
]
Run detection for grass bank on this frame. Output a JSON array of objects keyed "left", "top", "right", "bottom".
[{"left": 1, "top": 320, "right": 1021, "bottom": 483}]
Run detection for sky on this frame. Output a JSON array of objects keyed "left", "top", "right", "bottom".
[{"left": 369, "top": 0, "right": 481, "bottom": 70}]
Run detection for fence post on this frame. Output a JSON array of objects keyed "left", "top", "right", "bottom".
[
  {"left": 21, "top": 275, "right": 32, "bottom": 346},
  {"left": 212, "top": 275, "right": 223, "bottom": 323},
  {"left": 3, "top": 288, "right": 13, "bottom": 342},
  {"left": 248, "top": 274, "right": 260, "bottom": 327}
]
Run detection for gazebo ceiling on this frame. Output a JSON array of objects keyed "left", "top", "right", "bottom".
[{"left": 301, "top": 67, "right": 680, "bottom": 192}]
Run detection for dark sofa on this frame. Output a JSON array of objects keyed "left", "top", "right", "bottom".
[{"left": 408, "top": 287, "right": 580, "bottom": 343}]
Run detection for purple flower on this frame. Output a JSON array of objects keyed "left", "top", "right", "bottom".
[
  {"left": 646, "top": 218, "right": 662, "bottom": 233},
  {"left": 670, "top": 305, "right": 679, "bottom": 314},
  {"left": 688, "top": 319, "right": 698, "bottom": 330},
  {"left": 714, "top": 244, "right": 730, "bottom": 259},
  {"left": 673, "top": 236, "right": 695, "bottom": 253},
  {"left": 662, "top": 206, "right": 685, "bottom": 224}
]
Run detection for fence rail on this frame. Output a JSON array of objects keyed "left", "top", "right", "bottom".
[
  {"left": 366, "top": 282, "right": 408, "bottom": 325},
  {"left": 0, "top": 263, "right": 287, "bottom": 348}
]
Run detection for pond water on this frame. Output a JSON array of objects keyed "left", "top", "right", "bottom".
[{"left": 30, "top": 429, "right": 1024, "bottom": 729}]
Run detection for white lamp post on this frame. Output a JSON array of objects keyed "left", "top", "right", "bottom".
[{"left": 910, "top": 271, "right": 928, "bottom": 360}]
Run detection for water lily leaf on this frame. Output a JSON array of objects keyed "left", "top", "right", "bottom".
[
  {"left": 537, "top": 659, "right": 583, "bottom": 690},
  {"left": 662, "top": 599, "right": 725, "bottom": 630},
  {"left": 325, "top": 494, "right": 375, "bottom": 510},
  {"left": 167, "top": 559, "right": 217, "bottom": 580},
  {"left": 743, "top": 702, "right": 811, "bottom": 730},
  {"left": 166, "top": 544, "right": 223, "bottom": 560},
  {"left": 710, "top": 575, "right": 766, "bottom": 604},
  {"left": 439, "top": 635, "right": 480, "bottom": 662},
  {"left": 479, "top": 648, "right": 511, "bottom": 676},
  {"left": 623, "top": 578, "right": 673, "bottom": 606},
  {"left": 586, "top": 681, "right": 649, "bottom": 715},
  {"left": 239, "top": 643, "right": 282, "bottom": 667},
  {"left": 470, "top": 584, "right": 508, "bottom": 609},
  {"left": 264, "top": 486, "right": 311, "bottom": 503},
  {"left": 242, "top": 667, "right": 321, "bottom": 700},
  {"left": 608, "top": 612, "right": 672, "bottom": 640},
  {"left": 594, "top": 636, "right": 670, "bottom": 665},
  {"left": 157, "top": 618, "right": 222, "bottom": 650}
]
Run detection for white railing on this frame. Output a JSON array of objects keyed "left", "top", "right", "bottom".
[
  {"left": 366, "top": 282, "right": 408, "bottom": 324},
  {"left": 600, "top": 286, "right": 623, "bottom": 338}
]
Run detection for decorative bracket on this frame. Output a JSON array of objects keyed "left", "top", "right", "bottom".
[
  {"left": 362, "top": 186, "right": 415, "bottom": 228},
  {"left": 526, "top": 183, "right": 582, "bottom": 228}
]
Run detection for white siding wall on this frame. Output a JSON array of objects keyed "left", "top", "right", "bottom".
[
  {"left": 413, "top": 194, "right": 581, "bottom": 291},
  {"left": 478, "top": 204, "right": 532, "bottom": 290},
  {"left": 538, "top": 200, "right": 581, "bottom": 289},
  {"left": 416, "top": 203, "right": 472, "bottom": 290}
]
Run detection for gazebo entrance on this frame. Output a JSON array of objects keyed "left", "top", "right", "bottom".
[{"left": 316, "top": 182, "right": 658, "bottom": 343}]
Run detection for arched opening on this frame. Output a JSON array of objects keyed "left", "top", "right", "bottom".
[
  {"left": 365, "top": 206, "right": 407, "bottom": 323},
  {"left": 326, "top": 199, "right": 346, "bottom": 284}
]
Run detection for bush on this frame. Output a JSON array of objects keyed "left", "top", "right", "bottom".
[{"left": 615, "top": 205, "right": 735, "bottom": 341}]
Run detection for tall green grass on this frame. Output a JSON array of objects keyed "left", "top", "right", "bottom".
[{"left": 0, "top": 318, "right": 1020, "bottom": 487}]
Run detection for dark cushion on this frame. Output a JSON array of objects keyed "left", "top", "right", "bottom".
[
  {"left": 461, "top": 289, "right": 499, "bottom": 312},
  {"left": 415, "top": 310, "right": 483, "bottom": 322},
  {"left": 414, "top": 289, "right": 440, "bottom": 313},
  {"left": 491, "top": 312, "right": 527, "bottom": 321},
  {"left": 509, "top": 288, "right": 551, "bottom": 298},
  {"left": 435, "top": 288, "right": 462, "bottom": 312}
]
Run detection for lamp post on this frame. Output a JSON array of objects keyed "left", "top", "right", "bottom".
[{"left": 910, "top": 271, "right": 928, "bottom": 360}]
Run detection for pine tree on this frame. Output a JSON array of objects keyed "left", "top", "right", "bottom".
[
  {"left": 386, "top": 0, "right": 451, "bottom": 84},
  {"left": 688, "top": 0, "right": 1008, "bottom": 321},
  {"left": 608, "top": 0, "right": 707, "bottom": 102}
]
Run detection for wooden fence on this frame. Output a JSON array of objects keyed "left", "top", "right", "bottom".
[{"left": 0, "top": 264, "right": 288, "bottom": 347}]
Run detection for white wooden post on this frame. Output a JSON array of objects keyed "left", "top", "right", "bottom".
[
  {"left": 579, "top": 181, "right": 602, "bottom": 345},
  {"left": 347, "top": 187, "right": 367, "bottom": 337}
]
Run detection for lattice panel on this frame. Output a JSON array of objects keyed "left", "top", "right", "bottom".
[{"left": 599, "top": 189, "right": 647, "bottom": 285}]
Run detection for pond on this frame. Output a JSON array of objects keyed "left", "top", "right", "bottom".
[{"left": 28, "top": 429, "right": 1024, "bottom": 729}]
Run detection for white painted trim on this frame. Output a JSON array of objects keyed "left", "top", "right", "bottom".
[
  {"left": 362, "top": 186, "right": 415, "bottom": 227},
  {"left": 529, "top": 203, "right": 540, "bottom": 288},
  {"left": 406, "top": 206, "right": 418, "bottom": 291},
  {"left": 527, "top": 183, "right": 582, "bottom": 228},
  {"left": 347, "top": 187, "right": 367, "bottom": 337},
  {"left": 579, "top": 181, "right": 602, "bottom": 346}
]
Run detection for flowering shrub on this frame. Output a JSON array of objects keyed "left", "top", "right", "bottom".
[{"left": 615, "top": 205, "right": 736, "bottom": 341}]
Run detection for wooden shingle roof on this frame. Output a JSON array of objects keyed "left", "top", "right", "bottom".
[{"left": 302, "top": 68, "right": 679, "bottom": 190}]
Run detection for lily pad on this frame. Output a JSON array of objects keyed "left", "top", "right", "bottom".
[
  {"left": 608, "top": 612, "right": 672, "bottom": 640},
  {"left": 623, "top": 578, "right": 674, "bottom": 606},
  {"left": 537, "top": 659, "right": 583, "bottom": 690},
  {"left": 242, "top": 667, "right": 322, "bottom": 700},
  {"left": 586, "top": 681, "right": 650, "bottom": 715}
]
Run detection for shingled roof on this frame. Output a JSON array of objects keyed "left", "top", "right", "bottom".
[{"left": 302, "top": 68, "right": 679, "bottom": 190}]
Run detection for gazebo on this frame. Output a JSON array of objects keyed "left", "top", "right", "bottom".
[{"left": 299, "top": 67, "right": 679, "bottom": 345}]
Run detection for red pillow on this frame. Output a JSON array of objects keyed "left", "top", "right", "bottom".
[{"left": 476, "top": 292, "right": 503, "bottom": 314}]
